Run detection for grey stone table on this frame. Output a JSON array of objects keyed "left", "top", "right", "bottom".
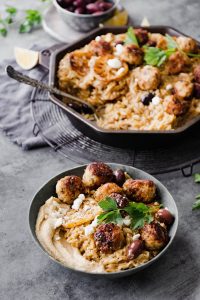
[{"left": 1, "top": 0, "right": 200, "bottom": 299}]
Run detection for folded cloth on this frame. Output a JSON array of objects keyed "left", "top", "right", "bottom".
[{"left": 0, "top": 54, "right": 48, "bottom": 150}]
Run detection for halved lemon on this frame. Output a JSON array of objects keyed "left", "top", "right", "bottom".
[
  {"left": 103, "top": 9, "right": 128, "bottom": 26},
  {"left": 14, "top": 47, "right": 39, "bottom": 70}
]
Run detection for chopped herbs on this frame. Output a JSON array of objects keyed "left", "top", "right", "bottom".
[
  {"left": 19, "top": 10, "right": 42, "bottom": 33},
  {"left": 0, "top": 6, "right": 17, "bottom": 37},
  {"left": 97, "top": 196, "right": 158, "bottom": 229},
  {"left": 194, "top": 173, "right": 200, "bottom": 183},
  {"left": 165, "top": 34, "right": 178, "bottom": 50},
  {"left": 187, "top": 53, "right": 200, "bottom": 58},
  {"left": 143, "top": 46, "right": 175, "bottom": 67},
  {"left": 125, "top": 27, "right": 139, "bottom": 46}
]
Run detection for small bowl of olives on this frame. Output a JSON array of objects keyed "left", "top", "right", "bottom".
[{"left": 53, "top": 0, "right": 119, "bottom": 32}]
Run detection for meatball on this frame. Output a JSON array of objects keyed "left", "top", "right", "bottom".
[
  {"left": 134, "top": 28, "right": 149, "bottom": 46},
  {"left": 94, "top": 223, "right": 125, "bottom": 253},
  {"left": 90, "top": 40, "right": 112, "bottom": 56},
  {"left": 148, "top": 33, "right": 167, "bottom": 49},
  {"left": 155, "top": 208, "right": 174, "bottom": 226},
  {"left": 134, "top": 66, "right": 160, "bottom": 91},
  {"left": 82, "top": 162, "right": 113, "bottom": 189},
  {"left": 165, "top": 95, "right": 189, "bottom": 116},
  {"left": 56, "top": 175, "right": 83, "bottom": 204},
  {"left": 140, "top": 222, "right": 169, "bottom": 250},
  {"left": 120, "top": 44, "right": 143, "bottom": 65},
  {"left": 95, "top": 183, "right": 122, "bottom": 202},
  {"left": 174, "top": 77, "right": 193, "bottom": 100},
  {"left": 123, "top": 179, "right": 156, "bottom": 203},
  {"left": 176, "top": 36, "right": 197, "bottom": 53},
  {"left": 194, "top": 65, "right": 200, "bottom": 83},
  {"left": 166, "top": 51, "right": 187, "bottom": 75}
]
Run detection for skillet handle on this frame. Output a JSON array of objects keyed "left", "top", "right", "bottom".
[{"left": 39, "top": 43, "right": 65, "bottom": 69}]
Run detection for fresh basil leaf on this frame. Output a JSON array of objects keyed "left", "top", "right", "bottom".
[
  {"left": 6, "top": 7, "right": 17, "bottom": 15},
  {"left": 194, "top": 173, "right": 200, "bottom": 183},
  {"left": 165, "top": 34, "right": 178, "bottom": 49},
  {"left": 125, "top": 27, "right": 139, "bottom": 46},
  {"left": 98, "top": 197, "right": 117, "bottom": 211},
  {"left": 0, "top": 28, "right": 7, "bottom": 37},
  {"left": 192, "top": 199, "right": 200, "bottom": 210}
]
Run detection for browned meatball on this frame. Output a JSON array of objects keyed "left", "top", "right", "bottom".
[
  {"left": 194, "top": 65, "right": 200, "bottom": 83},
  {"left": 174, "top": 77, "right": 193, "bottom": 100},
  {"left": 148, "top": 33, "right": 167, "bottom": 49},
  {"left": 90, "top": 40, "right": 112, "bottom": 56},
  {"left": 56, "top": 175, "right": 83, "bottom": 204},
  {"left": 94, "top": 223, "right": 125, "bottom": 253},
  {"left": 140, "top": 222, "right": 169, "bottom": 250},
  {"left": 165, "top": 95, "right": 189, "bottom": 116},
  {"left": 95, "top": 183, "right": 122, "bottom": 202},
  {"left": 166, "top": 51, "right": 187, "bottom": 75},
  {"left": 123, "top": 179, "right": 156, "bottom": 203},
  {"left": 121, "top": 44, "right": 143, "bottom": 65},
  {"left": 134, "top": 28, "right": 149, "bottom": 46},
  {"left": 134, "top": 66, "right": 160, "bottom": 91},
  {"left": 82, "top": 162, "right": 113, "bottom": 189},
  {"left": 176, "top": 36, "right": 197, "bottom": 53}
]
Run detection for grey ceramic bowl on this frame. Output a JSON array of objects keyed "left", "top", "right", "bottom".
[
  {"left": 29, "top": 163, "right": 178, "bottom": 278},
  {"left": 53, "top": 0, "right": 119, "bottom": 32}
]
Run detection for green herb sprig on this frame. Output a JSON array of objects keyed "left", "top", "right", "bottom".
[
  {"left": 97, "top": 196, "right": 158, "bottom": 229},
  {"left": 0, "top": 6, "right": 17, "bottom": 37},
  {"left": 143, "top": 46, "right": 175, "bottom": 67},
  {"left": 19, "top": 10, "right": 42, "bottom": 33},
  {"left": 125, "top": 27, "right": 139, "bottom": 46}
]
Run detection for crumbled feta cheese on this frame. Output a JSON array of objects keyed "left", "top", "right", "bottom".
[
  {"left": 123, "top": 216, "right": 131, "bottom": 226},
  {"left": 166, "top": 84, "right": 173, "bottom": 91},
  {"left": 152, "top": 96, "right": 161, "bottom": 105},
  {"left": 91, "top": 217, "right": 98, "bottom": 227},
  {"left": 51, "top": 211, "right": 62, "bottom": 218},
  {"left": 115, "top": 44, "right": 124, "bottom": 55},
  {"left": 95, "top": 36, "right": 101, "bottom": 42},
  {"left": 116, "top": 67, "right": 125, "bottom": 76},
  {"left": 52, "top": 201, "right": 59, "bottom": 207},
  {"left": 55, "top": 236, "right": 61, "bottom": 241},
  {"left": 54, "top": 218, "right": 63, "bottom": 229},
  {"left": 107, "top": 58, "right": 122, "bottom": 69},
  {"left": 84, "top": 225, "right": 95, "bottom": 236},
  {"left": 133, "top": 234, "right": 141, "bottom": 241},
  {"left": 72, "top": 194, "right": 85, "bottom": 210},
  {"left": 83, "top": 205, "right": 91, "bottom": 211}
]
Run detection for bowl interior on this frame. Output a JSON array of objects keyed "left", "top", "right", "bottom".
[{"left": 29, "top": 163, "right": 178, "bottom": 278}]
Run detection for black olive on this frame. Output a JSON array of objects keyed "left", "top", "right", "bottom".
[
  {"left": 68, "top": 102, "right": 82, "bottom": 113},
  {"left": 113, "top": 169, "right": 126, "bottom": 186},
  {"left": 155, "top": 209, "right": 174, "bottom": 226},
  {"left": 127, "top": 240, "right": 144, "bottom": 260},
  {"left": 194, "top": 83, "right": 200, "bottom": 99},
  {"left": 109, "top": 193, "right": 129, "bottom": 208},
  {"left": 141, "top": 93, "right": 155, "bottom": 106}
]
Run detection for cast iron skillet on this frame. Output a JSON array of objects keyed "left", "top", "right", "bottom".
[
  {"left": 29, "top": 163, "right": 178, "bottom": 278},
  {"left": 39, "top": 26, "right": 200, "bottom": 147}
]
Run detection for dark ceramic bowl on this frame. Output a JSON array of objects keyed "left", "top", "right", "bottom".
[
  {"left": 29, "top": 163, "right": 178, "bottom": 278},
  {"left": 53, "top": 0, "right": 119, "bottom": 32}
]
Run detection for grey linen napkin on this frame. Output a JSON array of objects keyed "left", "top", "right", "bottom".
[{"left": 0, "top": 56, "right": 48, "bottom": 150}]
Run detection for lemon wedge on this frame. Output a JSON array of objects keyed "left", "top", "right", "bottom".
[
  {"left": 14, "top": 47, "right": 39, "bottom": 70},
  {"left": 103, "top": 9, "right": 128, "bottom": 26}
]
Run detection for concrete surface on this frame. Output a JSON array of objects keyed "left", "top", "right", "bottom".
[{"left": 1, "top": 0, "right": 200, "bottom": 299}]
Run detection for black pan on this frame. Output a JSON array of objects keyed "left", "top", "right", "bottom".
[{"left": 39, "top": 26, "right": 200, "bottom": 148}]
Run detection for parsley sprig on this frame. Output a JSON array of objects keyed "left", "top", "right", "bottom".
[
  {"left": 125, "top": 27, "right": 139, "bottom": 46},
  {"left": 0, "top": 6, "right": 17, "bottom": 37},
  {"left": 19, "top": 10, "right": 42, "bottom": 33},
  {"left": 97, "top": 197, "right": 158, "bottom": 229},
  {"left": 143, "top": 46, "right": 175, "bottom": 67},
  {"left": 193, "top": 173, "right": 200, "bottom": 210}
]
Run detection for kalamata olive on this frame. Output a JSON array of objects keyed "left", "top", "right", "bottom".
[
  {"left": 194, "top": 83, "right": 200, "bottom": 99},
  {"left": 86, "top": 3, "right": 99, "bottom": 13},
  {"left": 141, "top": 93, "right": 155, "bottom": 106},
  {"left": 109, "top": 193, "right": 129, "bottom": 208},
  {"left": 75, "top": 7, "right": 85, "bottom": 14},
  {"left": 74, "top": 0, "right": 85, "bottom": 6},
  {"left": 113, "top": 169, "right": 126, "bottom": 186},
  {"left": 115, "top": 40, "right": 124, "bottom": 46},
  {"left": 68, "top": 102, "right": 82, "bottom": 113},
  {"left": 155, "top": 208, "right": 174, "bottom": 226},
  {"left": 92, "top": 11, "right": 103, "bottom": 15},
  {"left": 98, "top": 1, "right": 113, "bottom": 10},
  {"left": 66, "top": 5, "right": 75, "bottom": 12},
  {"left": 127, "top": 240, "right": 144, "bottom": 260}
]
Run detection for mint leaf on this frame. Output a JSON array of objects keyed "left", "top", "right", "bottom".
[
  {"left": 98, "top": 197, "right": 117, "bottom": 211},
  {"left": 192, "top": 199, "right": 200, "bottom": 210},
  {"left": 194, "top": 173, "right": 200, "bottom": 183},
  {"left": 165, "top": 34, "right": 178, "bottom": 49},
  {"left": 125, "top": 27, "right": 139, "bottom": 46}
]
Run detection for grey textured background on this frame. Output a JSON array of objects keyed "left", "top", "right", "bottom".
[{"left": 1, "top": 0, "right": 200, "bottom": 299}]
